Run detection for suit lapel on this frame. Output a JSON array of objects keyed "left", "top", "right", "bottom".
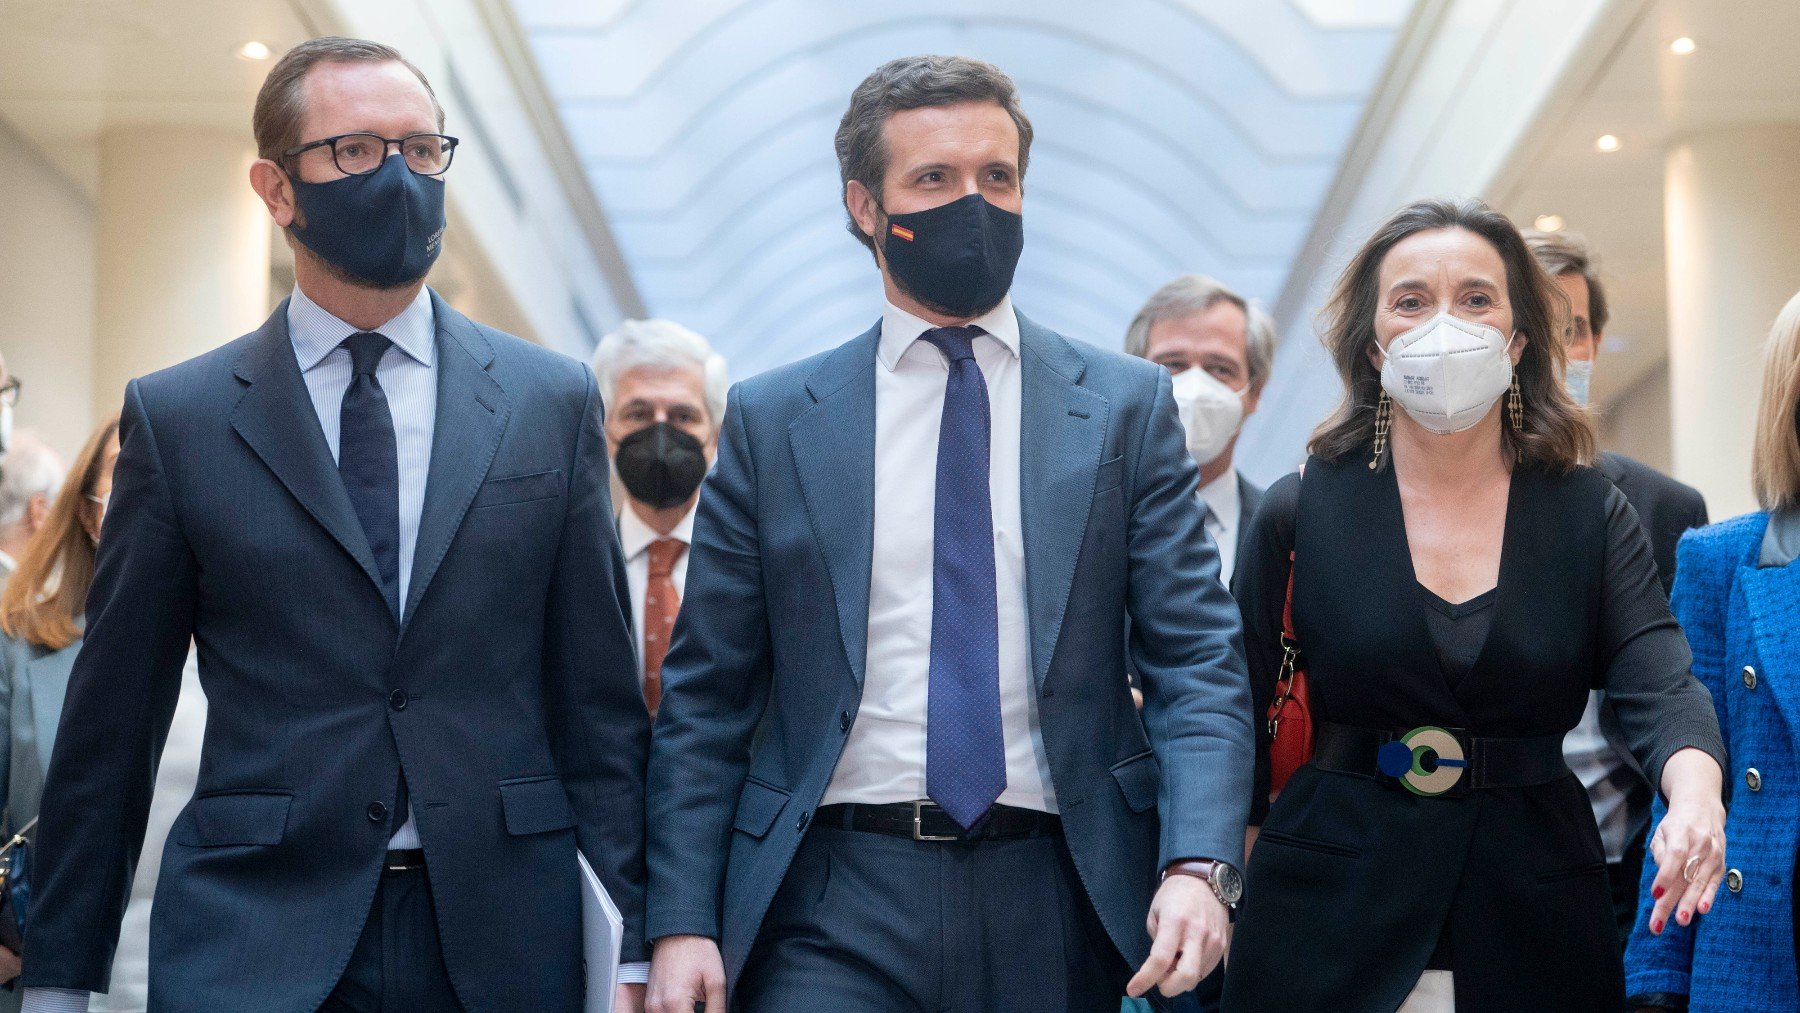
[
  {"left": 1741, "top": 559, "right": 1800, "bottom": 738},
  {"left": 230, "top": 300, "right": 389, "bottom": 605},
  {"left": 789, "top": 325, "right": 879, "bottom": 685},
  {"left": 1017, "top": 314, "right": 1107, "bottom": 689},
  {"left": 403, "top": 293, "right": 509, "bottom": 624}
]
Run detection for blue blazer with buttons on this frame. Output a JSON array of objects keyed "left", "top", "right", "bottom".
[
  {"left": 1627, "top": 512, "right": 1799, "bottom": 1011},
  {"left": 18, "top": 294, "right": 649, "bottom": 1012},
  {"left": 644, "top": 313, "right": 1255, "bottom": 989}
]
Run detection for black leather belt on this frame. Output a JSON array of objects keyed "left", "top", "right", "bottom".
[
  {"left": 816, "top": 802, "right": 1061, "bottom": 842},
  {"left": 383, "top": 848, "right": 426, "bottom": 872},
  {"left": 1314, "top": 722, "right": 1568, "bottom": 798}
]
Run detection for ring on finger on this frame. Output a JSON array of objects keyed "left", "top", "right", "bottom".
[{"left": 1683, "top": 854, "right": 1702, "bottom": 882}]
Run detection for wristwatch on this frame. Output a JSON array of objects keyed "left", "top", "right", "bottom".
[{"left": 1162, "top": 858, "right": 1244, "bottom": 908}]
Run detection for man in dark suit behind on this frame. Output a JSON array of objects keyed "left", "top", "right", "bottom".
[
  {"left": 1526, "top": 228, "right": 1709, "bottom": 946},
  {"left": 20, "top": 38, "right": 649, "bottom": 1012},
  {"left": 645, "top": 56, "right": 1253, "bottom": 1013}
]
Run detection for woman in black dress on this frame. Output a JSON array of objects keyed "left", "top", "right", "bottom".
[{"left": 1221, "top": 198, "right": 1728, "bottom": 1012}]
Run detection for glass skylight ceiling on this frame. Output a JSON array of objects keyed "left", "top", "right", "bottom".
[{"left": 511, "top": 0, "right": 1410, "bottom": 377}]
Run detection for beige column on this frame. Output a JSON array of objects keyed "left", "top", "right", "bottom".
[
  {"left": 93, "top": 126, "right": 270, "bottom": 417},
  {"left": 1665, "top": 124, "right": 1800, "bottom": 519}
]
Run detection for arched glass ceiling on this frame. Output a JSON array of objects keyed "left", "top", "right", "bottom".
[{"left": 510, "top": 0, "right": 1410, "bottom": 377}]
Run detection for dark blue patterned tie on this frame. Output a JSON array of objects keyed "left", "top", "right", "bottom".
[
  {"left": 339, "top": 332, "right": 401, "bottom": 619},
  {"left": 920, "top": 325, "right": 1005, "bottom": 829}
]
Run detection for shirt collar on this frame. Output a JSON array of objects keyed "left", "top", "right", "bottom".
[
  {"left": 1197, "top": 467, "right": 1241, "bottom": 529},
  {"left": 877, "top": 295, "right": 1020, "bottom": 371},
  {"left": 619, "top": 502, "right": 697, "bottom": 562},
  {"left": 287, "top": 284, "right": 437, "bottom": 373}
]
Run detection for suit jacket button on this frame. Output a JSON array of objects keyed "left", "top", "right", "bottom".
[
  {"left": 1726, "top": 868, "right": 1744, "bottom": 893},
  {"left": 1747, "top": 768, "right": 1763, "bottom": 792},
  {"left": 839, "top": 711, "right": 851, "bottom": 732},
  {"left": 1744, "top": 666, "right": 1758, "bottom": 689},
  {"left": 367, "top": 801, "right": 389, "bottom": 823},
  {"left": 796, "top": 810, "right": 810, "bottom": 831},
  {"left": 389, "top": 689, "right": 408, "bottom": 711}
]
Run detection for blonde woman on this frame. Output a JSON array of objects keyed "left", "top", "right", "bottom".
[
  {"left": 0, "top": 417, "right": 116, "bottom": 1008},
  {"left": 1626, "top": 291, "right": 1800, "bottom": 1013}
]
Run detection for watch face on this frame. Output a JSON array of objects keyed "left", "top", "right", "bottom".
[{"left": 1214, "top": 863, "right": 1244, "bottom": 904}]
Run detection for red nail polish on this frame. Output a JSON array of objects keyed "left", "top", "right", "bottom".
[
  {"left": 1651, "top": 918, "right": 1664, "bottom": 934},
  {"left": 1652, "top": 886, "right": 1665, "bottom": 900}
]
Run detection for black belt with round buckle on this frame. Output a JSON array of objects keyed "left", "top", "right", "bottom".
[
  {"left": 1313, "top": 722, "right": 1568, "bottom": 798},
  {"left": 815, "top": 801, "right": 1061, "bottom": 842},
  {"left": 383, "top": 848, "right": 426, "bottom": 872}
]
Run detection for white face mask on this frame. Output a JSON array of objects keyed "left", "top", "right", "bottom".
[
  {"left": 1377, "top": 312, "right": 1517, "bottom": 435},
  {"left": 1564, "top": 358, "right": 1593, "bottom": 407},
  {"left": 1170, "top": 367, "right": 1246, "bottom": 466}
]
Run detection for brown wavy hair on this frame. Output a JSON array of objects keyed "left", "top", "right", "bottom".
[
  {"left": 1307, "top": 197, "right": 1594, "bottom": 472},
  {"left": 1, "top": 416, "right": 120, "bottom": 650}
]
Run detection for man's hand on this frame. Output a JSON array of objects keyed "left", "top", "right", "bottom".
[
  {"left": 615, "top": 982, "right": 646, "bottom": 1013},
  {"left": 1124, "top": 874, "right": 1228, "bottom": 999},
  {"left": 648, "top": 934, "right": 726, "bottom": 1013},
  {"left": 0, "top": 944, "right": 18, "bottom": 984}
]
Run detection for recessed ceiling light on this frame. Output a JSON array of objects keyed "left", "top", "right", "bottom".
[
  {"left": 1595, "top": 134, "right": 1621, "bottom": 153},
  {"left": 238, "top": 41, "right": 272, "bottom": 61},
  {"left": 1535, "top": 214, "right": 1565, "bottom": 232},
  {"left": 1669, "top": 36, "right": 1697, "bottom": 56}
]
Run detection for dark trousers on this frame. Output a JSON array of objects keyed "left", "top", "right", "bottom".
[
  {"left": 321, "top": 866, "right": 463, "bottom": 1012},
  {"left": 737, "top": 824, "right": 1131, "bottom": 1012}
]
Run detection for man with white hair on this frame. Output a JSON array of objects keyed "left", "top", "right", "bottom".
[
  {"left": 0, "top": 431, "right": 65, "bottom": 579},
  {"left": 592, "top": 319, "right": 728, "bottom": 717},
  {"left": 1124, "top": 274, "right": 1275, "bottom": 593}
]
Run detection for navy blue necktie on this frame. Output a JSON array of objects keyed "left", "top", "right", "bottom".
[
  {"left": 339, "top": 332, "right": 401, "bottom": 619},
  {"left": 920, "top": 325, "right": 1005, "bottom": 829}
]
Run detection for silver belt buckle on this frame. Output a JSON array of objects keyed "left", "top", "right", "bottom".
[{"left": 911, "top": 800, "right": 959, "bottom": 841}]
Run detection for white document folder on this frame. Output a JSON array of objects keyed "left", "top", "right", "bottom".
[{"left": 579, "top": 851, "right": 624, "bottom": 1013}]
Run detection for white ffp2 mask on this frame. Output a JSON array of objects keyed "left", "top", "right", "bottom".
[
  {"left": 1170, "top": 367, "right": 1246, "bottom": 466},
  {"left": 1377, "top": 313, "right": 1516, "bottom": 435}
]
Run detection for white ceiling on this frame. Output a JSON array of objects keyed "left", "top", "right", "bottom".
[
  {"left": 1498, "top": 0, "right": 1800, "bottom": 413},
  {"left": 511, "top": 0, "right": 1410, "bottom": 376}
]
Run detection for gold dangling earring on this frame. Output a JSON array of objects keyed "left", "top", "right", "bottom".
[
  {"left": 1508, "top": 374, "right": 1524, "bottom": 431},
  {"left": 1369, "top": 390, "right": 1391, "bottom": 470}
]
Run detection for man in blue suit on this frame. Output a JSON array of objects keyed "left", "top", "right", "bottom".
[
  {"left": 645, "top": 56, "right": 1253, "bottom": 1013},
  {"left": 19, "top": 38, "right": 648, "bottom": 1012}
]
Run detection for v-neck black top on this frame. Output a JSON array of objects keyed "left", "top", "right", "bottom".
[{"left": 1420, "top": 584, "right": 1500, "bottom": 687}]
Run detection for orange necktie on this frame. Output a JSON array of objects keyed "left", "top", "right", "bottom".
[{"left": 642, "top": 537, "right": 686, "bottom": 717}]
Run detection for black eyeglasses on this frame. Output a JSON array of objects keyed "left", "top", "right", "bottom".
[
  {"left": 283, "top": 133, "right": 460, "bottom": 177},
  {"left": 0, "top": 377, "right": 20, "bottom": 408}
]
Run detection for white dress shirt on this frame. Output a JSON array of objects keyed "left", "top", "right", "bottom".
[
  {"left": 1197, "top": 468, "right": 1242, "bottom": 588},
  {"left": 620, "top": 502, "right": 696, "bottom": 687},
  {"left": 821, "top": 297, "right": 1056, "bottom": 814}
]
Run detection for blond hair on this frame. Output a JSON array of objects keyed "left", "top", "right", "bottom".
[{"left": 1752, "top": 290, "right": 1800, "bottom": 511}]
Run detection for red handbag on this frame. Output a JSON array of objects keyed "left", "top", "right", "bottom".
[{"left": 1265, "top": 550, "right": 1313, "bottom": 796}]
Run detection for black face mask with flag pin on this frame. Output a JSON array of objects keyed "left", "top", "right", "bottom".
[{"left": 879, "top": 193, "right": 1024, "bottom": 319}]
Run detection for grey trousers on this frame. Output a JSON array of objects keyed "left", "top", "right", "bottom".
[{"left": 737, "top": 824, "right": 1132, "bottom": 1013}]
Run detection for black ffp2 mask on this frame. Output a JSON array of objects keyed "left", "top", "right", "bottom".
[
  {"left": 880, "top": 193, "right": 1024, "bottom": 319},
  {"left": 616, "top": 422, "right": 708, "bottom": 510}
]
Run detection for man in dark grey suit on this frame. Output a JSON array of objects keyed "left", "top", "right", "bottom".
[
  {"left": 21, "top": 38, "right": 648, "bottom": 1012},
  {"left": 645, "top": 56, "right": 1252, "bottom": 1013},
  {"left": 1124, "top": 275, "right": 1274, "bottom": 597},
  {"left": 1527, "top": 228, "right": 1709, "bottom": 945}
]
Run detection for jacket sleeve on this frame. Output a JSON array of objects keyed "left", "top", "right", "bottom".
[
  {"left": 644, "top": 390, "right": 773, "bottom": 941},
  {"left": 1624, "top": 527, "right": 1733, "bottom": 1000},
  {"left": 543, "top": 368, "right": 651, "bottom": 964},
  {"left": 1235, "top": 472, "right": 1299, "bottom": 827},
  {"left": 1126, "top": 368, "right": 1254, "bottom": 870},
  {"left": 20, "top": 380, "right": 196, "bottom": 991}
]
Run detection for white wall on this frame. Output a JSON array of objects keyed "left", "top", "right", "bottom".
[{"left": 0, "top": 121, "right": 98, "bottom": 462}]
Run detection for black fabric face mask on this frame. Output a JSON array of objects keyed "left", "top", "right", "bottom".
[
  {"left": 879, "top": 193, "right": 1024, "bottom": 318},
  {"left": 616, "top": 422, "right": 708, "bottom": 510}
]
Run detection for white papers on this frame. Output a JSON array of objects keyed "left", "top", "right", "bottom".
[{"left": 579, "top": 851, "right": 624, "bottom": 1013}]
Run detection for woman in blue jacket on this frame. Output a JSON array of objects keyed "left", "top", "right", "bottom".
[{"left": 1627, "top": 291, "right": 1800, "bottom": 1012}]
